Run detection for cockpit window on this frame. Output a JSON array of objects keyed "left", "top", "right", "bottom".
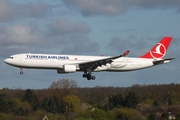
[{"left": 8, "top": 57, "right": 14, "bottom": 59}]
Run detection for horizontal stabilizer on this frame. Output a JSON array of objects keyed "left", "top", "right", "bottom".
[{"left": 153, "top": 58, "right": 175, "bottom": 65}]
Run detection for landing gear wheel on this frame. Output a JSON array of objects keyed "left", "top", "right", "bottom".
[
  {"left": 82, "top": 71, "right": 96, "bottom": 80},
  {"left": 86, "top": 74, "right": 91, "bottom": 80},
  {"left": 91, "top": 76, "right": 96, "bottom": 80},
  {"left": 20, "top": 71, "right": 23, "bottom": 75},
  {"left": 87, "top": 76, "right": 91, "bottom": 80},
  {"left": 82, "top": 73, "right": 87, "bottom": 78}
]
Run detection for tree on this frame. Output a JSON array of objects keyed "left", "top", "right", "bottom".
[
  {"left": 63, "top": 95, "right": 80, "bottom": 120},
  {"left": 124, "top": 92, "right": 138, "bottom": 109},
  {"left": 153, "top": 100, "right": 159, "bottom": 106},
  {"left": 41, "top": 96, "right": 63, "bottom": 113},
  {"left": 23, "top": 89, "right": 39, "bottom": 110},
  {"left": 107, "top": 108, "right": 144, "bottom": 120},
  {"left": 49, "top": 79, "right": 78, "bottom": 91},
  {"left": 49, "top": 79, "right": 78, "bottom": 99},
  {"left": 0, "top": 94, "right": 16, "bottom": 113},
  {"left": 105, "top": 93, "right": 123, "bottom": 111},
  {"left": 168, "top": 98, "right": 173, "bottom": 105},
  {"left": 113, "top": 93, "right": 123, "bottom": 107},
  {"left": 47, "top": 97, "right": 57, "bottom": 113},
  {"left": 0, "top": 94, "right": 7, "bottom": 113},
  {"left": 148, "top": 113, "right": 156, "bottom": 120},
  {"left": 103, "top": 103, "right": 115, "bottom": 111},
  {"left": 91, "top": 109, "right": 108, "bottom": 120},
  {"left": 161, "top": 112, "right": 169, "bottom": 119},
  {"left": 63, "top": 95, "right": 80, "bottom": 112},
  {"left": 23, "top": 89, "right": 34, "bottom": 103}
]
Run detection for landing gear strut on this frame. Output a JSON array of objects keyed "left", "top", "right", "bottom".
[{"left": 82, "top": 72, "right": 96, "bottom": 80}]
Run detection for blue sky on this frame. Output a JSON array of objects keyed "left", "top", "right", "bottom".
[{"left": 0, "top": 0, "right": 180, "bottom": 89}]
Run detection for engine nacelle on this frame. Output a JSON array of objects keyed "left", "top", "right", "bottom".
[
  {"left": 57, "top": 65, "right": 76, "bottom": 74},
  {"left": 63, "top": 65, "right": 76, "bottom": 73}
]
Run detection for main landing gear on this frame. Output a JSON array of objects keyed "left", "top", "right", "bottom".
[{"left": 82, "top": 72, "right": 96, "bottom": 80}]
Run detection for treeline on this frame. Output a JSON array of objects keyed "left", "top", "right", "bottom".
[{"left": 0, "top": 79, "right": 180, "bottom": 120}]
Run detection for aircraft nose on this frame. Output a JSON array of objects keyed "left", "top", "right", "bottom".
[
  {"left": 4, "top": 59, "right": 8, "bottom": 63},
  {"left": 4, "top": 59, "right": 10, "bottom": 64}
]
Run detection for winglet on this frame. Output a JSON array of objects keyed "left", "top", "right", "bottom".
[
  {"left": 140, "top": 37, "right": 172, "bottom": 59},
  {"left": 122, "top": 50, "right": 130, "bottom": 56}
]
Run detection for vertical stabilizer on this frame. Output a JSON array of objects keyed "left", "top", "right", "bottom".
[{"left": 140, "top": 37, "right": 172, "bottom": 59}]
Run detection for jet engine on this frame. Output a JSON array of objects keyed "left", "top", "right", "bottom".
[
  {"left": 63, "top": 64, "right": 76, "bottom": 72},
  {"left": 57, "top": 65, "right": 76, "bottom": 74}
]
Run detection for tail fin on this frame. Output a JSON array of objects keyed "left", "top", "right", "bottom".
[{"left": 140, "top": 37, "right": 172, "bottom": 59}]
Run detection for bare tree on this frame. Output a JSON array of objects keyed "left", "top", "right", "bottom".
[
  {"left": 49, "top": 79, "right": 78, "bottom": 89},
  {"left": 49, "top": 79, "right": 78, "bottom": 99}
]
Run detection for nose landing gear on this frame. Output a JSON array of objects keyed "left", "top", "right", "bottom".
[{"left": 19, "top": 68, "right": 23, "bottom": 75}]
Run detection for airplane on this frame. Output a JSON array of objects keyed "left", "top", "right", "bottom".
[{"left": 4, "top": 37, "right": 174, "bottom": 80}]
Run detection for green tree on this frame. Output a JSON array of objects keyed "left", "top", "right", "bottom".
[
  {"left": 41, "top": 97, "right": 49, "bottom": 112},
  {"left": 53, "top": 96, "right": 65, "bottom": 113},
  {"left": 23, "top": 89, "right": 39, "bottom": 110},
  {"left": 109, "top": 93, "right": 123, "bottom": 107},
  {"left": 148, "top": 113, "right": 156, "bottom": 120},
  {"left": 103, "top": 103, "right": 115, "bottom": 111},
  {"left": 23, "top": 89, "right": 34, "bottom": 103},
  {"left": 48, "top": 97, "right": 57, "bottom": 113},
  {"left": 63, "top": 95, "right": 80, "bottom": 112},
  {"left": 153, "top": 100, "right": 159, "bottom": 106},
  {"left": 107, "top": 108, "right": 144, "bottom": 120},
  {"left": 91, "top": 109, "right": 108, "bottom": 120},
  {"left": 114, "top": 93, "right": 123, "bottom": 107},
  {"left": 63, "top": 95, "right": 80, "bottom": 120},
  {"left": 41, "top": 96, "right": 59, "bottom": 113},
  {"left": 168, "top": 98, "right": 173, "bottom": 105},
  {"left": 0, "top": 94, "right": 15, "bottom": 113},
  {"left": 0, "top": 94, "right": 7, "bottom": 113},
  {"left": 12, "top": 97, "right": 31, "bottom": 116},
  {"left": 176, "top": 113, "right": 180, "bottom": 120},
  {"left": 124, "top": 92, "right": 138, "bottom": 108},
  {"left": 161, "top": 112, "right": 169, "bottom": 120}
]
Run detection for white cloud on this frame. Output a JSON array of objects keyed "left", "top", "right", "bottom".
[
  {"left": 0, "top": 0, "right": 56, "bottom": 22},
  {"left": 0, "top": 24, "right": 45, "bottom": 57},
  {"left": 62, "top": 0, "right": 125, "bottom": 16},
  {"left": 62, "top": 0, "right": 180, "bottom": 16},
  {"left": 0, "top": 25, "right": 43, "bottom": 45},
  {"left": 47, "top": 19, "right": 91, "bottom": 35},
  {"left": 0, "top": 0, "right": 14, "bottom": 21}
]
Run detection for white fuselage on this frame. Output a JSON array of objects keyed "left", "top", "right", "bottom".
[{"left": 4, "top": 53, "right": 154, "bottom": 72}]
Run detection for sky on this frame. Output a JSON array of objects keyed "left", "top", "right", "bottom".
[{"left": 0, "top": 0, "right": 180, "bottom": 89}]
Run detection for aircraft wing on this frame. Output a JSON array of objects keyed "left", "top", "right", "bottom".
[
  {"left": 78, "top": 50, "right": 130, "bottom": 70},
  {"left": 153, "top": 58, "right": 175, "bottom": 65}
]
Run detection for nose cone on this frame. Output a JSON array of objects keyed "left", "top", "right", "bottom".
[
  {"left": 4, "top": 59, "right": 7, "bottom": 63},
  {"left": 4, "top": 59, "right": 8, "bottom": 64}
]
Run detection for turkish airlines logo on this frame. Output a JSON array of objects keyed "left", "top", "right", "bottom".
[{"left": 150, "top": 43, "right": 166, "bottom": 59}]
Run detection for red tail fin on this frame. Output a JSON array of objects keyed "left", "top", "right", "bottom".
[{"left": 140, "top": 37, "right": 172, "bottom": 59}]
